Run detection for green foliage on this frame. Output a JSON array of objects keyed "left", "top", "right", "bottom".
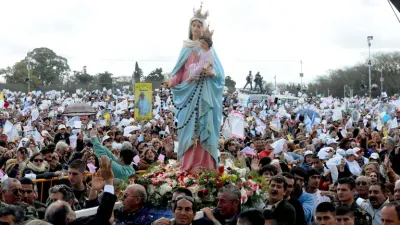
[
  {"left": 27, "top": 47, "right": 70, "bottom": 85},
  {"left": 262, "top": 81, "right": 275, "bottom": 93},
  {"left": 307, "top": 52, "right": 400, "bottom": 97},
  {"left": 225, "top": 76, "right": 236, "bottom": 93},
  {"left": 144, "top": 68, "right": 164, "bottom": 82},
  {"left": 133, "top": 61, "right": 143, "bottom": 83},
  {"left": 0, "top": 61, "right": 41, "bottom": 89},
  {"left": 71, "top": 70, "right": 94, "bottom": 85},
  {"left": 0, "top": 47, "right": 70, "bottom": 88},
  {"left": 97, "top": 71, "right": 113, "bottom": 89}
]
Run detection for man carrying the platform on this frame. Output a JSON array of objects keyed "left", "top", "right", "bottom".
[{"left": 114, "top": 184, "right": 154, "bottom": 225}]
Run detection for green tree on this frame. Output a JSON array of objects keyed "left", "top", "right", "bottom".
[
  {"left": 262, "top": 81, "right": 275, "bottom": 94},
  {"left": 133, "top": 61, "right": 143, "bottom": 83},
  {"left": 0, "top": 47, "right": 70, "bottom": 88},
  {"left": 225, "top": 76, "right": 236, "bottom": 93},
  {"left": 71, "top": 70, "right": 94, "bottom": 85},
  {"left": 0, "top": 61, "right": 41, "bottom": 89},
  {"left": 144, "top": 68, "right": 164, "bottom": 82},
  {"left": 26, "top": 47, "right": 70, "bottom": 85},
  {"left": 305, "top": 52, "right": 400, "bottom": 97},
  {"left": 97, "top": 71, "right": 113, "bottom": 89}
]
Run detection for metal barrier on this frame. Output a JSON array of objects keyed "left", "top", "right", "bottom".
[
  {"left": 0, "top": 171, "right": 147, "bottom": 202},
  {"left": 33, "top": 171, "right": 147, "bottom": 202},
  {"left": 136, "top": 170, "right": 146, "bottom": 175},
  {"left": 33, "top": 176, "right": 69, "bottom": 202}
]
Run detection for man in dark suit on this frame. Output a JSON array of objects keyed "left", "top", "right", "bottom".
[
  {"left": 282, "top": 173, "right": 305, "bottom": 225},
  {"left": 264, "top": 175, "right": 296, "bottom": 225}
]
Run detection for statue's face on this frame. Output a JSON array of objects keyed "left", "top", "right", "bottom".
[{"left": 191, "top": 20, "right": 202, "bottom": 38}]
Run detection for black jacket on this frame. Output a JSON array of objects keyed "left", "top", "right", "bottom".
[
  {"left": 69, "top": 191, "right": 117, "bottom": 225},
  {"left": 266, "top": 200, "right": 296, "bottom": 225},
  {"left": 196, "top": 208, "right": 240, "bottom": 225},
  {"left": 287, "top": 198, "right": 305, "bottom": 225},
  {"left": 54, "top": 132, "right": 71, "bottom": 145}
]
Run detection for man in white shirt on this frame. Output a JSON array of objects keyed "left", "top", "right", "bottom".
[
  {"left": 345, "top": 149, "right": 362, "bottom": 176},
  {"left": 357, "top": 183, "right": 390, "bottom": 225}
]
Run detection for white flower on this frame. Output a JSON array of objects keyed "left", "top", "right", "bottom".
[
  {"left": 188, "top": 184, "right": 199, "bottom": 194},
  {"left": 148, "top": 185, "right": 155, "bottom": 195},
  {"left": 240, "top": 187, "right": 248, "bottom": 204},
  {"left": 235, "top": 168, "right": 247, "bottom": 177},
  {"left": 184, "top": 178, "right": 191, "bottom": 184},
  {"left": 159, "top": 183, "right": 173, "bottom": 196}
]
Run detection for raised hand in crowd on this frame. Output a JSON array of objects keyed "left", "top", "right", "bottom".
[
  {"left": 100, "top": 156, "right": 114, "bottom": 184},
  {"left": 90, "top": 170, "right": 105, "bottom": 191}
]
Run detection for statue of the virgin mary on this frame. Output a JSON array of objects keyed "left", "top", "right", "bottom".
[{"left": 166, "top": 4, "right": 225, "bottom": 172}]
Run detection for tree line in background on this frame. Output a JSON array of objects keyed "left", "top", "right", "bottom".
[
  {"left": 261, "top": 52, "right": 400, "bottom": 98},
  {"left": 0, "top": 47, "right": 168, "bottom": 92},
  {"left": 1, "top": 47, "right": 400, "bottom": 97}
]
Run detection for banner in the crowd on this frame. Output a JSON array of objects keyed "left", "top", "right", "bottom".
[
  {"left": 230, "top": 112, "right": 245, "bottom": 139},
  {"left": 134, "top": 83, "right": 153, "bottom": 120}
]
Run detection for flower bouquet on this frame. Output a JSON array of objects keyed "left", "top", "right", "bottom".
[{"left": 131, "top": 164, "right": 267, "bottom": 209}]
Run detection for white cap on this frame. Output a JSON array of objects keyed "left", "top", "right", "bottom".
[
  {"left": 369, "top": 153, "right": 379, "bottom": 160},
  {"left": 345, "top": 149, "right": 358, "bottom": 157},
  {"left": 58, "top": 125, "right": 66, "bottom": 130},
  {"left": 112, "top": 142, "right": 122, "bottom": 150},
  {"left": 326, "top": 138, "right": 338, "bottom": 145},
  {"left": 317, "top": 151, "right": 330, "bottom": 160},
  {"left": 102, "top": 135, "right": 111, "bottom": 143},
  {"left": 304, "top": 150, "right": 313, "bottom": 156},
  {"left": 336, "top": 149, "right": 346, "bottom": 157}
]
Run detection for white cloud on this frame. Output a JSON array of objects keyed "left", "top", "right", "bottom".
[{"left": 1, "top": 0, "right": 400, "bottom": 87}]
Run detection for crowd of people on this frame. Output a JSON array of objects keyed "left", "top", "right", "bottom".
[{"left": 1, "top": 86, "right": 400, "bottom": 225}]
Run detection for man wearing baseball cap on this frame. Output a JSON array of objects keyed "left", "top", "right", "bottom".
[
  {"left": 345, "top": 149, "right": 362, "bottom": 176},
  {"left": 54, "top": 124, "right": 70, "bottom": 145},
  {"left": 325, "top": 138, "right": 338, "bottom": 150}
]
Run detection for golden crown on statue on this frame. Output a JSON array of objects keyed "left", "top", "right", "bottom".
[
  {"left": 202, "top": 22, "right": 214, "bottom": 40},
  {"left": 191, "top": 2, "right": 209, "bottom": 23}
]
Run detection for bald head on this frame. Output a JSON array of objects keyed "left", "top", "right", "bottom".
[
  {"left": 356, "top": 176, "right": 371, "bottom": 184},
  {"left": 45, "top": 200, "right": 75, "bottom": 225},
  {"left": 126, "top": 184, "right": 147, "bottom": 202}
]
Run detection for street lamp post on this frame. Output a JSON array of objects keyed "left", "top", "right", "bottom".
[
  {"left": 367, "top": 36, "right": 373, "bottom": 98},
  {"left": 27, "top": 58, "right": 31, "bottom": 93},
  {"left": 380, "top": 70, "right": 384, "bottom": 95},
  {"left": 300, "top": 60, "right": 304, "bottom": 87}
]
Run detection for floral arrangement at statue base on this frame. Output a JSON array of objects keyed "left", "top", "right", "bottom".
[{"left": 128, "top": 164, "right": 267, "bottom": 209}]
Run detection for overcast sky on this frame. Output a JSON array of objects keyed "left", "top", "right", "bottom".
[{"left": 1, "top": 0, "right": 400, "bottom": 87}]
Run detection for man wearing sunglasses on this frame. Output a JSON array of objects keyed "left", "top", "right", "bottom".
[
  {"left": 355, "top": 176, "right": 371, "bottom": 200},
  {"left": 0, "top": 178, "right": 37, "bottom": 221},
  {"left": 114, "top": 184, "right": 154, "bottom": 225}
]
